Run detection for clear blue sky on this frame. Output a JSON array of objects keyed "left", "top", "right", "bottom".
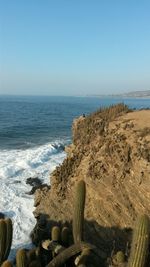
[{"left": 0, "top": 0, "right": 150, "bottom": 96}]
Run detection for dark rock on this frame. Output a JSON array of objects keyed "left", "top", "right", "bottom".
[
  {"left": 30, "top": 214, "right": 50, "bottom": 246},
  {"left": 0, "top": 212, "right": 5, "bottom": 219},
  {"left": 53, "top": 143, "right": 65, "bottom": 151},
  {"left": 13, "top": 180, "right": 21, "bottom": 184},
  {"left": 26, "top": 177, "right": 42, "bottom": 187},
  {"left": 26, "top": 184, "right": 50, "bottom": 195}
]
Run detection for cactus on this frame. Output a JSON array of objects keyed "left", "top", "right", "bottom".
[
  {"left": 28, "top": 260, "right": 41, "bottom": 267},
  {"left": 73, "top": 180, "right": 86, "bottom": 243},
  {"left": 116, "top": 251, "right": 125, "bottom": 263},
  {"left": 51, "top": 226, "right": 61, "bottom": 242},
  {"left": 1, "top": 260, "right": 13, "bottom": 267},
  {"left": 4, "top": 218, "right": 13, "bottom": 260},
  {"left": 0, "top": 218, "right": 13, "bottom": 265},
  {"left": 27, "top": 248, "right": 37, "bottom": 263},
  {"left": 0, "top": 219, "right": 7, "bottom": 264},
  {"left": 128, "top": 214, "right": 150, "bottom": 267},
  {"left": 61, "top": 227, "right": 69, "bottom": 247},
  {"left": 16, "top": 249, "right": 28, "bottom": 267},
  {"left": 46, "top": 242, "right": 94, "bottom": 267},
  {"left": 74, "top": 248, "right": 91, "bottom": 266}
]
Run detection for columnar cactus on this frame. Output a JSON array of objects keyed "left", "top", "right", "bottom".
[
  {"left": 112, "top": 251, "right": 125, "bottom": 265},
  {"left": 27, "top": 248, "right": 37, "bottom": 263},
  {"left": 46, "top": 242, "right": 94, "bottom": 267},
  {"left": 0, "top": 218, "right": 13, "bottom": 265},
  {"left": 128, "top": 214, "right": 150, "bottom": 267},
  {"left": 16, "top": 249, "right": 28, "bottom": 267},
  {"left": 1, "top": 260, "right": 13, "bottom": 267},
  {"left": 74, "top": 248, "right": 91, "bottom": 266},
  {"left": 61, "top": 226, "right": 69, "bottom": 247},
  {"left": 73, "top": 180, "right": 86, "bottom": 243},
  {"left": 0, "top": 219, "right": 7, "bottom": 264},
  {"left": 4, "top": 218, "right": 13, "bottom": 260},
  {"left": 51, "top": 226, "right": 61, "bottom": 242},
  {"left": 28, "top": 260, "right": 41, "bottom": 267}
]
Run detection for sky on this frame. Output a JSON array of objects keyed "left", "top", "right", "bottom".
[{"left": 0, "top": 0, "right": 150, "bottom": 96}]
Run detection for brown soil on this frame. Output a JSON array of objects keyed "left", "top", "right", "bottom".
[{"left": 33, "top": 105, "right": 150, "bottom": 266}]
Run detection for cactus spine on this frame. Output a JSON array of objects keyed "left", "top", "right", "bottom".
[
  {"left": 73, "top": 180, "right": 86, "bottom": 243},
  {"left": 128, "top": 214, "right": 150, "bottom": 267},
  {"left": 16, "top": 249, "right": 28, "bottom": 267}
]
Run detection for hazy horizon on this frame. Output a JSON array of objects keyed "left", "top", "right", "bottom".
[{"left": 0, "top": 1, "right": 150, "bottom": 96}]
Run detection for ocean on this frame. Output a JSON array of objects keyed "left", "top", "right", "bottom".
[{"left": 0, "top": 95, "right": 150, "bottom": 258}]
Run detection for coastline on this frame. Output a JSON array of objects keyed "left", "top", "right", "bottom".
[{"left": 32, "top": 105, "right": 150, "bottom": 265}]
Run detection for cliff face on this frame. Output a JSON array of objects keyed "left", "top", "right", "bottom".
[{"left": 34, "top": 104, "right": 150, "bottom": 258}]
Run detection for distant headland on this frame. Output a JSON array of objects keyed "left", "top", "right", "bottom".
[{"left": 87, "top": 90, "right": 150, "bottom": 98}]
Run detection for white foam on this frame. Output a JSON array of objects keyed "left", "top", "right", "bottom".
[{"left": 0, "top": 141, "right": 66, "bottom": 259}]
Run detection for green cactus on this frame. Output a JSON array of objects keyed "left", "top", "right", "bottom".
[
  {"left": 128, "top": 214, "right": 150, "bottom": 267},
  {"left": 0, "top": 218, "right": 13, "bottom": 265},
  {"left": 28, "top": 260, "right": 41, "bottom": 267},
  {"left": 74, "top": 248, "right": 91, "bottom": 266},
  {"left": 73, "top": 180, "right": 86, "bottom": 243},
  {"left": 0, "top": 219, "right": 7, "bottom": 264},
  {"left": 16, "top": 249, "right": 28, "bottom": 267},
  {"left": 114, "top": 251, "right": 125, "bottom": 264},
  {"left": 1, "top": 260, "right": 13, "bottom": 267},
  {"left": 51, "top": 226, "right": 61, "bottom": 242},
  {"left": 46, "top": 242, "right": 94, "bottom": 267},
  {"left": 27, "top": 248, "right": 37, "bottom": 263},
  {"left": 4, "top": 218, "right": 13, "bottom": 260},
  {"left": 61, "top": 226, "right": 69, "bottom": 247}
]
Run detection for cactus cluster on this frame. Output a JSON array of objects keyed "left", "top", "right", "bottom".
[
  {"left": 1, "top": 181, "right": 150, "bottom": 267},
  {"left": 0, "top": 218, "right": 13, "bottom": 265}
]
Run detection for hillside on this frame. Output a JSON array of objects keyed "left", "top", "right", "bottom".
[{"left": 33, "top": 104, "right": 150, "bottom": 266}]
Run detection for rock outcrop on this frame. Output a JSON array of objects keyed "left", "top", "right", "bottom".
[{"left": 33, "top": 104, "right": 150, "bottom": 263}]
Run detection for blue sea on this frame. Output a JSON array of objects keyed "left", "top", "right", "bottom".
[
  {"left": 0, "top": 95, "right": 150, "bottom": 257},
  {"left": 0, "top": 95, "right": 150, "bottom": 150}
]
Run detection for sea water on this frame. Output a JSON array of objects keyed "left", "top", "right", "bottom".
[{"left": 0, "top": 95, "right": 149, "bottom": 258}]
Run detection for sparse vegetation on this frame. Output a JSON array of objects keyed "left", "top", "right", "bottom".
[{"left": 73, "top": 103, "right": 130, "bottom": 146}]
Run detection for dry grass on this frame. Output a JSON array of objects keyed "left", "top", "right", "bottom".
[{"left": 73, "top": 103, "right": 130, "bottom": 146}]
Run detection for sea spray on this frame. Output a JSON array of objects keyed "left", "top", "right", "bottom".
[{"left": 0, "top": 141, "right": 66, "bottom": 260}]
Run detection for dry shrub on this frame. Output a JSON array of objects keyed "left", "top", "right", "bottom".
[{"left": 73, "top": 103, "right": 130, "bottom": 146}]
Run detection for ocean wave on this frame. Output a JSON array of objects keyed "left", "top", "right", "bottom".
[
  {"left": 0, "top": 141, "right": 66, "bottom": 179},
  {"left": 0, "top": 140, "right": 67, "bottom": 259}
]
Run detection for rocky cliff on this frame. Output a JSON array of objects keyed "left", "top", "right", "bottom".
[{"left": 33, "top": 104, "right": 150, "bottom": 265}]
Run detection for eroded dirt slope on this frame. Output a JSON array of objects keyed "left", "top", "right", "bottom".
[{"left": 34, "top": 104, "right": 150, "bottom": 261}]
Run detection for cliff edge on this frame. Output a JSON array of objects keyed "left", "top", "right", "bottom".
[{"left": 33, "top": 104, "right": 150, "bottom": 260}]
